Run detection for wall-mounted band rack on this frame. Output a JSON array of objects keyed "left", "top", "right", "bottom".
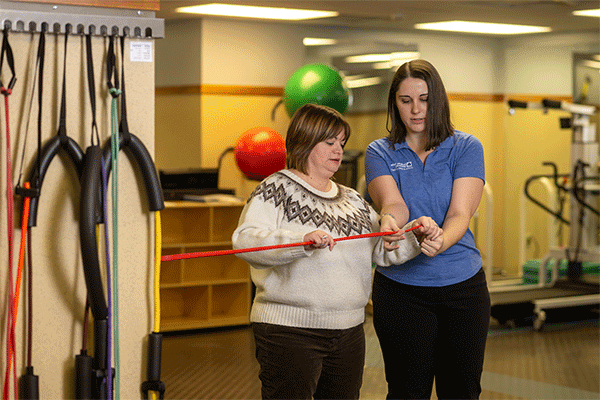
[{"left": 0, "top": 1, "right": 164, "bottom": 38}]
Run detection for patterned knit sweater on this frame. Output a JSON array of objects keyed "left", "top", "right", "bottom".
[{"left": 232, "top": 170, "right": 420, "bottom": 330}]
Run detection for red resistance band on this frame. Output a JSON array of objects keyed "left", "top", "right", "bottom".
[{"left": 161, "top": 225, "right": 423, "bottom": 262}]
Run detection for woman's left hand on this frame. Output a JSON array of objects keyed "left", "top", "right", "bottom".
[
  {"left": 412, "top": 216, "right": 442, "bottom": 241},
  {"left": 412, "top": 216, "right": 444, "bottom": 257},
  {"left": 420, "top": 233, "right": 444, "bottom": 257}
]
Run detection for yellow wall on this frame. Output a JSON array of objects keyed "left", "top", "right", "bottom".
[
  {"left": 156, "top": 89, "right": 290, "bottom": 199},
  {"left": 503, "top": 105, "right": 573, "bottom": 270},
  {"left": 155, "top": 89, "right": 575, "bottom": 276},
  {"left": 344, "top": 111, "right": 389, "bottom": 177},
  {"left": 451, "top": 100, "right": 507, "bottom": 274},
  {"left": 155, "top": 93, "right": 202, "bottom": 170},
  {"left": 200, "top": 94, "right": 290, "bottom": 199}
]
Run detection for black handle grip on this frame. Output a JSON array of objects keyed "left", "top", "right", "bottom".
[
  {"left": 19, "top": 367, "right": 39, "bottom": 400},
  {"left": 79, "top": 145, "right": 108, "bottom": 321},
  {"left": 75, "top": 351, "right": 93, "bottom": 400},
  {"left": 102, "top": 133, "right": 165, "bottom": 212},
  {"left": 147, "top": 332, "right": 163, "bottom": 382},
  {"left": 26, "top": 136, "right": 83, "bottom": 227}
]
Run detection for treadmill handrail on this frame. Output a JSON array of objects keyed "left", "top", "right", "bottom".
[{"left": 524, "top": 173, "right": 570, "bottom": 225}]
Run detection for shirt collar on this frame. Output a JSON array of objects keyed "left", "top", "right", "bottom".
[{"left": 392, "top": 132, "right": 455, "bottom": 151}]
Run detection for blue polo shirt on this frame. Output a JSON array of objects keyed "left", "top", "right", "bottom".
[{"left": 365, "top": 131, "right": 485, "bottom": 287}]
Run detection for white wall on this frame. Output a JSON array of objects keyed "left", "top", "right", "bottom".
[
  {"left": 201, "top": 19, "right": 308, "bottom": 86},
  {"left": 155, "top": 19, "right": 203, "bottom": 86},
  {"left": 501, "top": 32, "right": 599, "bottom": 95},
  {"left": 158, "top": 18, "right": 599, "bottom": 97},
  {"left": 168, "top": 18, "right": 505, "bottom": 94}
]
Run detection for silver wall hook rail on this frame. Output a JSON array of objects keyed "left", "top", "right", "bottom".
[{"left": 0, "top": 1, "right": 164, "bottom": 38}]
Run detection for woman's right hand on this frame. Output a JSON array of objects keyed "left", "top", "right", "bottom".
[
  {"left": 380, "top": 214, "right": 406, "bottom": 251},
  {"left": 303, "top": 230, "right": 335, "bottom": 251},
  {"left": 368, "top": 176, "right": 411, "bottom": 251}
]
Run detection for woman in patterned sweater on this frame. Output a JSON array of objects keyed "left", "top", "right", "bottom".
[{"left": 232, "top": 103, "right": 442, "bottom": 400}]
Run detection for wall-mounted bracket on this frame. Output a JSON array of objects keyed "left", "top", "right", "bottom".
[{"left": 0, "top": 1, "right": 164, "bottom": 38}]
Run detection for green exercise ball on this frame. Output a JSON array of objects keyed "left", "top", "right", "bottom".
[{"left": 283, "top": 63, "right": 351, "bottom": 117}]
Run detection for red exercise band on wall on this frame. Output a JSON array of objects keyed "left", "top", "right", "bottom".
[{"left": 161, "top": 225, "right": 423, "bottom": 262}]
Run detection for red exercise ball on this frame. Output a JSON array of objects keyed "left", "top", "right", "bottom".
[{"left": 234, "top": 127, "right": 286, "bottom": 181}]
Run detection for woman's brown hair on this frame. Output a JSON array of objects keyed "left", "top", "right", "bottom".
[
  {"left": 386, "top": 59, "right": 454, "bottom": 150},
  {"left": 286, "top": 103, "right": 351, "bottom": 174}
]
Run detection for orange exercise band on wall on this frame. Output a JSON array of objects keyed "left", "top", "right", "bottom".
[{"left": 161, "top": 225, "right": 423, "bottom": 262}]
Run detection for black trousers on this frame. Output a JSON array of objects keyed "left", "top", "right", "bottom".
[
  {"left": 252, "top": 322, "right": 365, "bottom": 400},
  {"left": 372, "top": 269, "right": 491, "bottom": 400}
]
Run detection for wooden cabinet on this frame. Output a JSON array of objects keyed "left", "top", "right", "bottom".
[{"left": 160, "top": 200, "right": 251, "bottom": 332}]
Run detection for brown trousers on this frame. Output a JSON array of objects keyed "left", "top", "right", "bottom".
[{"left": 252, "top": 322, "right": 365, "bottom": 400}]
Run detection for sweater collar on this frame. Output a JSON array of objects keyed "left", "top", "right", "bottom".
[{"left": 279, "top": 169, "right": 339, "bottom": 198}]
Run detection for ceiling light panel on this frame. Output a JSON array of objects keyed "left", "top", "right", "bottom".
[
  {"left": 346, "top": 76, "right": 383, "bottom": 88},
  {"left": 572, "top": 9, "right": 600, "bottom": 17},
  {"left": 176, "top": 4, "right": 339, "bottom": 21},
  {"left": 303, "top": 38, "right": 338, "bottom": 46},
  {"left": 582, "top": 60, "right": 600, "bottom": 69},
  {"left": 345, "top": 51, "right": 420, "bottom": 64},
  {"left": 414, "top": 20, "right": 551, "bottom": 35}
]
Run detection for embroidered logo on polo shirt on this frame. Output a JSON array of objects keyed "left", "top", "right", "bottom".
[{"left": 391, "top": 161, "right": 413, "bottom": 171}]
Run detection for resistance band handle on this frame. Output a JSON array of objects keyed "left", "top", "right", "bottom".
[
  {"left": 92, "top": 319, "right": 112, "bottom": 400},
  {"left": 0, "top": 76, "right": 16, "bottom": 92},
  {"left": 75, "top": 351, "right": 93, "bottom": 400},
  {"left": 79, "top": 145, "right": 108, "bottom": 321},
  {"left": 142, "top": 330, "right": 165, "bottom": 398},
  {"left": 93, "top": 319, "right": 108, "bottom": 371},
  {"left": 15, "top": 186, "right": 39, "bottom": 199},
  {"left": 25, "top": 136, "right": 84, "bottom": 227},
  {"left": 101, "top": 133, "right": 165, "bottom": 212},
  {"left": 141, "top": 381, "right": 165, "bottom": 400},
  {"left": 147, "top": 332, "right": 162, "bottom": 382},
  {"left": 1, "top": 29, "right": 17, "bottom": 91},
  {"left": 19, "top": 366, "right": 39, "bottom": 400}
]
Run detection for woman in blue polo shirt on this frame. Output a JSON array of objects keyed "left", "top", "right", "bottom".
[{"left": 365, "top": 59, "right": 490, "bottom": 400}]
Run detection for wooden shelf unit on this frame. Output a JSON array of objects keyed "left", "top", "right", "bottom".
[{"left": 160, "top": 200, "right": 251, "bottom": 332}]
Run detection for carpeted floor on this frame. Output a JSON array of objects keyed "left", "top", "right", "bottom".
[{"left": 161, "top": 308, "right": 599, "bottom": 400}]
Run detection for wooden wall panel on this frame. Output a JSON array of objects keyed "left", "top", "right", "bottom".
[{"left": 14, "top": 0, "right": 160, "bottom": 11}]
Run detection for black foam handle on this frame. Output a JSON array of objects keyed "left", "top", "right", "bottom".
[
  {"left": 19, "top": 367, "right": 39, "bottom": 400},
  {"left": 75, "top": 351, "right": 93, "bottom": 400},
  {"left": 93, "top": 319, "right": 108, "bottom": 371},
  {"left": 79, "top": 145, "right": 108, "bottom": 320},
  {"left": 102, "top": 133, "right": 165, "bottom": 212},
  {"left": 26, "top": 136, "right": 60, "bottom": 227},
  {"left": 27, "top": 136, "right": 84, "bottom": 227},
  {"left": 92, "top": 320, "right": 111, "bottom": 400},
  {"left": 147, "top": 332, "right": 163, "bottom": 382},
  {"left": 129, "top": 134, "right": 165, "bottom": 211}
]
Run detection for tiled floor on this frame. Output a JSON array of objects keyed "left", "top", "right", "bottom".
[{"left": 162, "top": 310, "right": 599, "bottom": 399}]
